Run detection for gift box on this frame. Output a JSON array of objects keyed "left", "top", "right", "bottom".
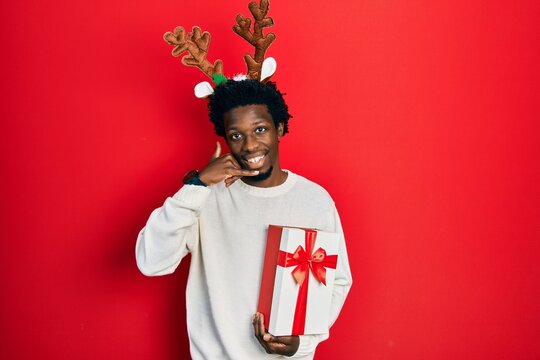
[{"left": 257, "top": 225, "right": 339, "bottom": 336}]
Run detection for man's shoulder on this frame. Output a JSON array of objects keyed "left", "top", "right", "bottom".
[{"left": 289, "top": 171, "right": 335, "bottom": 205}]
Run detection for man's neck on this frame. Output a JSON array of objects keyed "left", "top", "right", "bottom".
[{"left": 241, "top": 166, "right": 288, "bottom": 188}]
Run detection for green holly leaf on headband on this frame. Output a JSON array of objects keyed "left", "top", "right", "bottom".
[{"left": 212, "top": 74, "right": 228, "bottom": 86}]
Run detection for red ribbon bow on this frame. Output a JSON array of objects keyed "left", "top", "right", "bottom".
[
  {"left": 278, "top": 242, "right": 337, "bottom": 286},
  {"left": 276, "top": 229, "right": 338, "bottom": 334}
]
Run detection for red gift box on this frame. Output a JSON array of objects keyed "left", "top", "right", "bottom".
[{"left": 257, "top": 225, "right": 339, "bottom": 336}]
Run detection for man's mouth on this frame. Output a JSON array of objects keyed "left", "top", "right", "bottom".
[{"left": 243, "top": 153, "right": 266, "bottom": 168}]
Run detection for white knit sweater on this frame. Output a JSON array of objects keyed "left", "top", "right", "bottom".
[{"left": 136, "top": 170, "right": 352, "bottom": 359}]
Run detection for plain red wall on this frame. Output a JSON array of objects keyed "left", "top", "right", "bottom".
[{"left": 1, "top": 1, "right": 539, "bottom": 359}]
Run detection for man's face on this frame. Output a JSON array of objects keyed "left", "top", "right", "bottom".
[{"left": 223, "top": 104, "right": 283, "bottom": 181}]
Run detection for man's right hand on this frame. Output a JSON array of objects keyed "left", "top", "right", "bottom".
[{"left": 199, "top": 142, "right": 259, "bottom": 187}]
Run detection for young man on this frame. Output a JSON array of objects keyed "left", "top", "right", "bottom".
[{"left": 136, "top": 80, "right": 352, "bottom": 359}]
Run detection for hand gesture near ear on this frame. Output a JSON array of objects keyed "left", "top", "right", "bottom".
[
  {"left": 253, "top": 312, "right": 300, "bottom": 356},
  {"left": 199, "top": 142, "right": 259, "bottom": 187}
]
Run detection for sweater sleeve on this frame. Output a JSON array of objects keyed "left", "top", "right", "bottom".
[
  {"left": 135, "top": 185, "right": 212, "bottom": 276},
  {"left": 288, "top": 206, "right": 353, "bottom": 358}
]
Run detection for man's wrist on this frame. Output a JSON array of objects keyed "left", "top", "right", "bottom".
[{"left": 183, "top": 170, "right": 207, "bottom": 187}]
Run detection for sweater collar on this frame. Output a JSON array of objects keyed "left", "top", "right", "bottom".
[{"left": 235, "top": 170, "right": 296, "bottom": 197}]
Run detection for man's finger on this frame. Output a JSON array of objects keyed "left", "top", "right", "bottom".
[
  {"left": 211, "top": 141, "right": 221, "bottom": 160},
  {"left": 252, "top": 313, "right": 260, "bottom": 338},
  {"left": 253, "top": 314, "right": 271, "bottom": 353},
  {"left": 273, "top": 335, "right": 295, "bottom": 345},
  {"left": 217, "top": 154, "right": 240, "bottom": 168},
  {"left": 258, "top": 313, "right": 266, "bottom": 340},
  {"left": 266, "top": 340, "right": 286, "bottom": 353},
  {"left": 225, "top": 175, "right": 241, "bottom": 187},
  {"left": 229, "top": 169, "right": 260, "bottom": 177},
  {"left": 222, "top": 153, "right": 242, "bottom": 167}
]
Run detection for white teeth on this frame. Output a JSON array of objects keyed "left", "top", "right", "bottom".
[{"left": 247, "top": 155, "right": 264, "bottom": 163}]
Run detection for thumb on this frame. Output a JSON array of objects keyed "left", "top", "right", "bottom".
[{"left": 211, "top": 141, "right": 221, "bottom": 160}]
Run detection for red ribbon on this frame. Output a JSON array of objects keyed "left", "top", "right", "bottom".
[{"left": 276, "top": 229, "right": 338, "bottom": 335}]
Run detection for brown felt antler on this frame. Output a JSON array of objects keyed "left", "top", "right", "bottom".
[
  {"left": 163, "top": 26, "right": 224, "bottom": 80},
  {"left": 233, "top": 0, "right": 276, "bottom": 80}
]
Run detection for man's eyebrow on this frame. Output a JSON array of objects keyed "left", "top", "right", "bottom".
[
  {"left": 226, "top": 119, "right": 271, "bottom": 132},
  {"left": 252, "top": 119, "right": 270, "bottom": 126}
]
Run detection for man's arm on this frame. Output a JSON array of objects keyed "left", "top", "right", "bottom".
[
  {"left": 135, "top": 184, "right": 211, "bottom": 276},
  {"left": 327, "top": 207, "right": 354, "bottom": 327},
  {"left": 136, "top": 142, "right": 259, "bottom": 276}
]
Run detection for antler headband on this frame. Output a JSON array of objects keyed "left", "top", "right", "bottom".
[{"left": 163, "top": 0, "right": 278, "bottom": 98}]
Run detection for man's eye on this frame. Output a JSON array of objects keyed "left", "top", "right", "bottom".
[
  {"left": 255, "top": 127, "right": 267, "bottom": 133},
  {"left": 230, "top": 133, "right": 242, "bottom": 140}
]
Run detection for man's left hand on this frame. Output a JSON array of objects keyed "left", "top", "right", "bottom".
[{"left": 253, "top": 312, "right": 300, "bottom": 356}]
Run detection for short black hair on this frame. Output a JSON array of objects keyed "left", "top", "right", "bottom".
[{"left": 208, "top": 80, "right": 292, "bottom": 137}]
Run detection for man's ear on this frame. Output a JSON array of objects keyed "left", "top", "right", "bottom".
[{"left": 277, "top": 122, "right": 284, "bottom": 139}]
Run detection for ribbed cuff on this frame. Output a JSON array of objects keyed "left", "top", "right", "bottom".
[{"left": 171, "top": 184, "right": 212, "bottom": 211}]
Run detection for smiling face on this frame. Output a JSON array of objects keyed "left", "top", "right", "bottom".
[{"left": 224, "top": 104, "right": 285, "bottom": 187}]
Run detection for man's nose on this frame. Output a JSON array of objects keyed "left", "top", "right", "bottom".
[{"left": 242, "top": 134, "right": 258, "bottom": 152}]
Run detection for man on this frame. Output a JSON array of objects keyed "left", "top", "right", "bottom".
[{"left": 136, "top": 79, "right": 352, "bottom": 359}]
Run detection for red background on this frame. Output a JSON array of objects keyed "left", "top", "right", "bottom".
[{"left": 1, "top": 1, "right": 539, "bottom": 359}]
